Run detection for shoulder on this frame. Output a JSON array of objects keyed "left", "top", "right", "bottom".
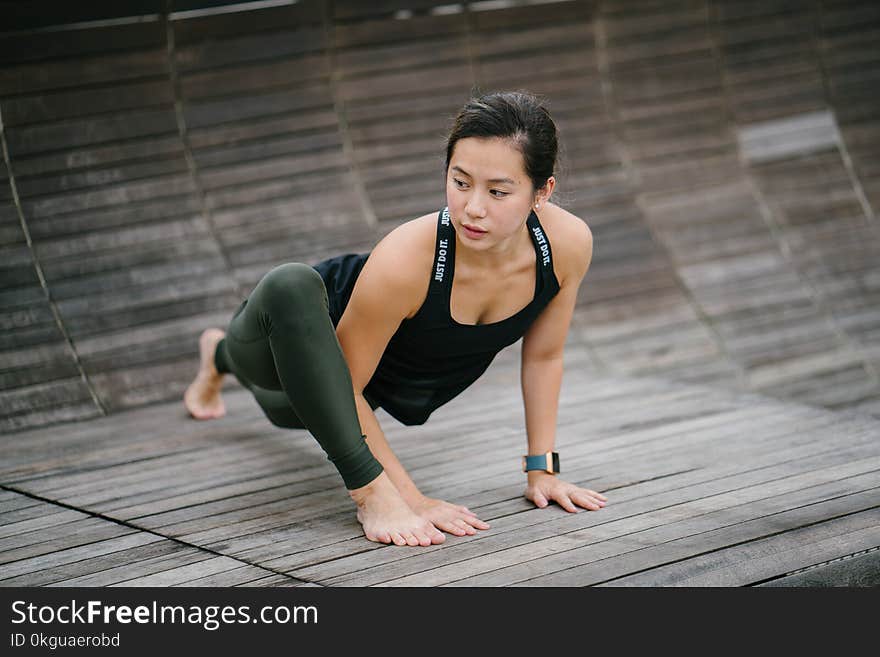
[
  {"left": 538, "top": 202, "right": 593, "bottom": 286},
  {"left": 355, "top": 210, "right": 438, "bottom": 318}
]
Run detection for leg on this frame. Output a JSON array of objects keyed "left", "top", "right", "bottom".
[
  {"left": 212, "top": 263, "right": 383, "bottom": 490},
  {"left": 204, "top": 263, "right": 444, "bottom": 547}
]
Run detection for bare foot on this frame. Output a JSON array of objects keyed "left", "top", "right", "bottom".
[
  {"left": 350, "top": 473, "right": 445, "bottom": 547},
  {"left": 183, "top": 328, "right": 227, "bottom": 420}
]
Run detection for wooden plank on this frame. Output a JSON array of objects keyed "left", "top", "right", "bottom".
[
  {"left": 0, "top": 508, "right": 85, "bottom": 540},
  {"left": 172, "top": 1, "right": 320, "bottom": 46},
  {"left": 412, "top": 473, "right": 880, "bottom": 587},
  {"left": 108, "top": 555, "right": 255, "bottom": 587},
  {"left": 56, "top": 551, "right": 217, "bottom": 587},
  {"left": 0, "top": 48, "right": 167, "bottom": 97},
  {"left": 198, "top": 150, "right": 349, "bottom": 191},
  {"left": 174, "top": 564, "right": 299, "bottom": 587},
  {"left": 175, "top": 25, "right": 323, "bottom": 74},
  {"left": 192, "top": 130, "right": 341, "bottom": 169},
  {"left": 16, "top": 158, "right": 189, "bottom": 198},
  {"left": 0, "top": 532, "right": 166, "bottom": 583},
  {"left": 6, "top": 110, "right": 177, "bottom": 156},
  {"left": 4, "top": 79, "right": 174, "bottom": 127},
  {"left": 0, "top": 378, "right": 93, "bottom": 417},
  {"left": 0, "top": 23, "right": 164, "bottom": 65},
  {"left": 758, "top": 549, "right": 880, "bottom": 587},
  {"left": 257, "top": 416, "right": 854, "bottom": 573},
  {"left": 36, "top": 216, "right": 209, "bottom": 261},
  {"left": 182, "top": 85, "right": 333, "bottom": 130},
  {"left": 0, "top": 520, "right": 139, "bottom": 566},
  {"left": 336, "top": 35, "right": 467, "bottom": 77},
  {"left": 599, "top": 508, "right": 880, "bottom": 586},
  {"left": 470, "top": 1, "right": 594, "bottom": 31},
  {"left": 10, "top": 543, "right": 200, "bottom": 587},
  {"left": 40, "top": 239, "right": 217, "bottom": 283},
  {"left": 332, "top": 0, "right": 442, "bottom": 21},
  {"left": 22, "top": 173, "right": 196, "bottom": 218},
  {"left": 333, "top": 13, "right": 464, "bottom": 49},
  {"left": 54, "top": 275, "right": 234, "bottom": 319},
  {"left": 492, "top": 476, "right": 880, "bottom": 587},
  {"left": 27, "top": 196, "right": 202, "bottom": 240},
  {"left": 238, "top": 573, "right": 315, "bottom": 587},
  {"left": 180, "top": 53, "right": 329, "bottom": 100},
  {"left": 0, "top": 401, "right": 103, "bottom": 435},
  {"left": 12, "top": 136, "right": 184, "bottom": 178},
  {"left": 295, "top": 424, "right": 876, "bottom": 584}
]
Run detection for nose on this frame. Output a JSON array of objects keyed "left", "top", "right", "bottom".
[{"left": 465, "top": 192, "right": 487, "bottom": 219}]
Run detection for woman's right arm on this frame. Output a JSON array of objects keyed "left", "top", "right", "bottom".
[
  {"left": 337, "top": 218, "right": 490, "bottom": 537},
  {"left": 335, "top": 220, "right": 432, "bottom": 506}
]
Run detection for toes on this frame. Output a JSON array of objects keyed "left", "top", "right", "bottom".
[
  {"left": 390, "top": 532, "right": 407, "bottom": 546},
  {"left": 367, "top": 531, "right": 391, "bottom": 544},
  {"left": 458, "top": 521, "right": 476, "bottom": 535}
]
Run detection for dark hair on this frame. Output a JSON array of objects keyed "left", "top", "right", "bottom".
[{"left": 445, "top": 90, "right": 558, "bottom": 191}]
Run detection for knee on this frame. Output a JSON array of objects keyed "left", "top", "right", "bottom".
[{"left": 259, "top": 262, "right": 328, "bottom": 311}]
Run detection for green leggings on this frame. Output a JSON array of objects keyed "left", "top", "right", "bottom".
[{"left": 213, "top": 262, "right": 384, "bottom": 490}]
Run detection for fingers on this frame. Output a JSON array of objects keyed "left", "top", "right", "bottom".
[
  {"left": 556, "top": 494, "right": 580, "bottom": 513},
  {"left": 575, "top": 489, "right": 607, "bottom": 511},
  {"left": 561, "top": 490, "right": 607, "bottom": 512},
  {"left": 531, "top": 491, "right": 549, "bottom": 508},
  {"left": 584, "top": 489, "right": 608, "bottom": 502},
  {"left": 531, "top": 485, "right": 608, "bottom": 513}
]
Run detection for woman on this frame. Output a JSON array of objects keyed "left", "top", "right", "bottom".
[{"left": 184, "top": 91, "right": 607, "bottom": 548}]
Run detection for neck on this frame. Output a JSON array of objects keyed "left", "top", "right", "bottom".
[{"left": 454, "top": 218, "right": 531, "bottom": 272}]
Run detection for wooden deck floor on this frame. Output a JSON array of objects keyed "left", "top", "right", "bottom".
[{"left": 2, "top": 355, "right": 878, "bottom": 587}]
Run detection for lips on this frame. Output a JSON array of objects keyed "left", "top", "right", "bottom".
[{"left": 463, "top": 224, "right": 487, "bottom": 234}]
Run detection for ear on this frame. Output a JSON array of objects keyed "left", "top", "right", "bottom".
[{"left": 534, "top": 176, "right": 556, "bottom": 209}]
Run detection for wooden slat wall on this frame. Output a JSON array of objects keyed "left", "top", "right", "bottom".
[
  {"left": 332, "top": 8, "right": 471, "bottom": 228},
  {"left": 716, "top": 0, "right": 880, "bottom": 413},
  {"left": 583, "top": 1, "right": 742, "bottom": 388},
  {"left": 1, "top": 0, "right": 879, "bottom": 436},
  {"left": 0, "top": 18, "right": 243, "bottom": 430},
  {"left": 172, "top": 0, "right": 379, "bottom": 287},
  {"left": 815, "top": 0, "right": 880, "bottom": 416}
]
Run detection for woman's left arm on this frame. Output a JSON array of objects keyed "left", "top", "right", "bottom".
[{"left": 520, "top": 215, "right": 607, "bottom": 512}]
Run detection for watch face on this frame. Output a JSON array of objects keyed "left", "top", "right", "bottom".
[{"left": 552, "top": 452, "right": 560, "bottom": 473}]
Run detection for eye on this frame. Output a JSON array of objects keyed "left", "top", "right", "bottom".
[
  {"left": 490, "top": 190, "right": 509, "bottom": 198},
  {"left": 453, "top": 178, "right": 468, "bottom": 188}
]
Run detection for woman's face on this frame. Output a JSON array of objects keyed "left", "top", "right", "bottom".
[{"left": 445, "top": 136, "right": 539, "bottom": 250}]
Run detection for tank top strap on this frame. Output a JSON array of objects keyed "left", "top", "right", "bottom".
[
  {"left": 526, "top": 209, "right": 554, "bottom": 281},
  {"left": 427, "top": 206, "right": 455, "bottom": 296}
]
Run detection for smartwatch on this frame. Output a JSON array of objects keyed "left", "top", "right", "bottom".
[{"left": 522, "top": 451, "right": 560, "bottom": 474}]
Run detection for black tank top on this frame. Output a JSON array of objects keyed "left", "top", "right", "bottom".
[{"left": 313, "top": 206, "right": 561, "bottom": 425}]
